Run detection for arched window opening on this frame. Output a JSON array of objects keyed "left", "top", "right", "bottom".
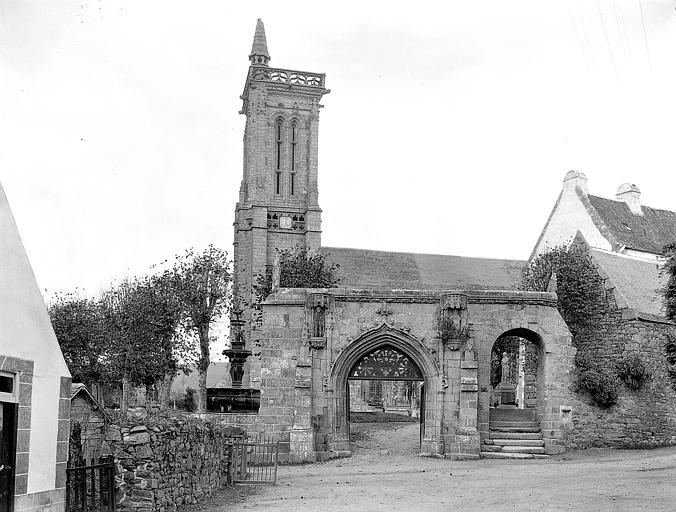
[
  {"left": 275, "top": 121, "right": 283, "bottom": 171},
  {"left": 290, "top": 123, "right": 298, "bottom": 195},
  {"left": 275, "top": 120, "right": 283, "bottom": 195},
  {"left": 290, "top": 124, "right": 297, "bottom": 172}
]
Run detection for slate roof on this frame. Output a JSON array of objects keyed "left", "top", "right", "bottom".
[
  {"left": 590, "top": 248, "right": 667, "bottom": 318},
  {"left": 587, "top": 195, "right": 676, "bottom": 254},
  {"left": 321, "top": 247, "right": 526, "bottom": 290}
]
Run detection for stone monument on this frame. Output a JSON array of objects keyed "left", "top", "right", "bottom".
[{"left": 498, "top": 352, "right": 517, "bottom": 407}]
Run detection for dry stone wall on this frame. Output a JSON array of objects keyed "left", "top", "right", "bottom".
[{"left": 102, "top": 418, "right": 245, "bottom": 512}]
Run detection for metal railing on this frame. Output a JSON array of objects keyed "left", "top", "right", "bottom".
[
  {"left": 230, "top": 434, "right": 280, "bottom": 485},
  {"left": 66, "top": 456, "right": 116, "bottom": 512}
]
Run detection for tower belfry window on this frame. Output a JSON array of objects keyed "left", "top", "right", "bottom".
[
  {"left": 275, "top": 121, "right": 283, "bottom": 171},
  {"left": 275, "top": 120, "right": 283, "bottom": 195},
  {"left": 290, "top": 123, "right": 297, "bottom": 195},
  {"left": 291, "top": 124, "right": 297, "bottom": 172}
]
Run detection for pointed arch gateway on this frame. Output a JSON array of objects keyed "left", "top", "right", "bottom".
[{"left": 329, "top": 324, "right": 441, "bottom": 454}]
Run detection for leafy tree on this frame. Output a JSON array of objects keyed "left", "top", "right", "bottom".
[
  {"left": 170, "top": 246, "right": 231, "bottom": 413},
  {"left": 131, "top": 272, "right": 196, "bottom": 410},
  {"left": 48, "top": 293, "right": 108, "bottom": 389},
  {"left": 99, "top": 278, "right": 149, "bottom": 412},
  {"left": 662, "top": 243, "right": 676, "bottom": 320},
  {"left": 100, "top": 274, "right": 194, "bottom": 412}
]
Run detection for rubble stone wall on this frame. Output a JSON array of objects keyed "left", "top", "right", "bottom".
[
  {"left": 103, "top": 418, "right": 244, "bottom": 512},
  {"left": 562, "top": 291, "right": 676, "bottom": 449}
]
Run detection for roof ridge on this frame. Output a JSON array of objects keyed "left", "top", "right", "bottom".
[
  {"left": 587, "top": 193, "right": 676, "bottom": 216},
  {"left": 321, "top": 246, "right": 526, "bottom": 263}
]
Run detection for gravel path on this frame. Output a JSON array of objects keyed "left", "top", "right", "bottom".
[{"left": 196, "top": 422, "right": 676, "bottom": 512}]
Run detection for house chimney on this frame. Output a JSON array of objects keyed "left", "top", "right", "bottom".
[
  {"left": 616, "top": 183, "right": 643, "bottom": 215},
  {"left": 563, "top": 170, "right": 588, "bottom": 194}
]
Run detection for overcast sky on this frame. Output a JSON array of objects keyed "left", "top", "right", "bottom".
[{"left": 2, "top": 0, "right": 676, "bottom": 300}]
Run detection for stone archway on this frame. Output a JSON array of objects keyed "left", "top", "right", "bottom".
[
  {"left": 479, "top": 326, "right": 574, "bottom": 455},
  {"left": 329, "top": 323, "right": 441, "bottom": 455},
  {"left": 489, "top": 328, "right": 544, "bottom": 412}
]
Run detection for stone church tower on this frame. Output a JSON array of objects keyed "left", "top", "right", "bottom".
[{"left": 233, "top": 20, "right": 329, "bottom": 358}]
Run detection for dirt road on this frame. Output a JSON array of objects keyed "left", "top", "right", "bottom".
[{"left": 198, "top": 422, "right": 676, "bottom": 512}]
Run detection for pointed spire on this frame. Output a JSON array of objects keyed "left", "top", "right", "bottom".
[{"left": 249, "top": 19, "right": 270, "bottom": 66}]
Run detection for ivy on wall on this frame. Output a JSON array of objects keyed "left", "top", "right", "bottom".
[
  {"left": 666, "top": 334, "right": 676, "bottom": 391},
  {"left": 660, "top": 244, "right": 676, "bottom": 389},
  {"left": 522, "top": 245, "right": 620, "bottom": 408},
  {"left": 522, "top": 245, "right": 606, "bottom": 339},
  {"left": 662, "top": 243, "right": 676, "bottom": 321}
]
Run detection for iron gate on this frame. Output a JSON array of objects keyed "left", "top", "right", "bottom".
[
  {"left": 231, "top": 434, "right": 280, "bottom": 485},
  {"left": 65, "top": 456, "right": 116, "bottom": 512}
]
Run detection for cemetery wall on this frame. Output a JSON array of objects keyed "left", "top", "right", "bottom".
[
  {"left": 562, "top": 288, "right": 676, "bottom": 449},
  {"left": 103, "top": 418, "right": 245, "bottom": 512}
]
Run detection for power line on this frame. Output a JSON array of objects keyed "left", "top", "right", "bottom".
[
  {"left": 596, "top": 0, "right": 618, "bottom": 74},
  {"left": 638, "top": 0, "right": 651, "bottom": 68},
  {"left": 569, "top": 6, "right": 591, "bottom": 69}
]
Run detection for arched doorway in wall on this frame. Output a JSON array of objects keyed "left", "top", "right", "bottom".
[
  {"left": 347, "top": 344, "right": 425, "bottom": 455},
  {"left": 484, "top": 328, "right": 546, "bottom": 457},
  {"left": 490, "top": 332, "right": 541, "bottom": 411},
  {"left": 330, "top": 324, "right": 440, "bottom": 457}
]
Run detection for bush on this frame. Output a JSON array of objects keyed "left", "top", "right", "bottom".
[
  {"left": 617, "top": 354, "right": 651, "bottom": 390},
  {"left": 575, "top": 351, "right": 620, "bottom": 408},
  {"left": 577, "top": 366, "right": 620, "bottom": 408}
]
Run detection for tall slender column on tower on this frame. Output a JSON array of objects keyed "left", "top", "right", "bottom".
[{"left": 233, "top": 19, "right": 330, "bottom": 388}]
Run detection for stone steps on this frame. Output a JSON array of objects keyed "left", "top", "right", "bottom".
[
  {"left": 486, "top": 439, "right": 544, "bottom": 447},
  {"left": 501, "top": 446, "right": 546, "bottom": 454},
  {"left": 489, "top": 408, "right": 536, "bottom": 423},
  {"left": 489, "top": 426, "right": 541, "bottom": 433},
  {"left": 490, "top": 421, "right": 540, "bottom": 429},
  {"left": 489, "top": 431, "right": 543, "bottom": 440},
  {"left": 481, "top": 452, "right": 550, "bottom": 460},
  {"left": 481, "top": 419, "right": 549, "bottom": 459}
]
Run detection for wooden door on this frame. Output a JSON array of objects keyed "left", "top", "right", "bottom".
[{"left": 0, "top": 402, "right": 18, "bottom": 512}]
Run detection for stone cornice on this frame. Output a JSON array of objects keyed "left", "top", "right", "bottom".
[{"left": 264, "top": 287, "right": 558, "bottom": 307}]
